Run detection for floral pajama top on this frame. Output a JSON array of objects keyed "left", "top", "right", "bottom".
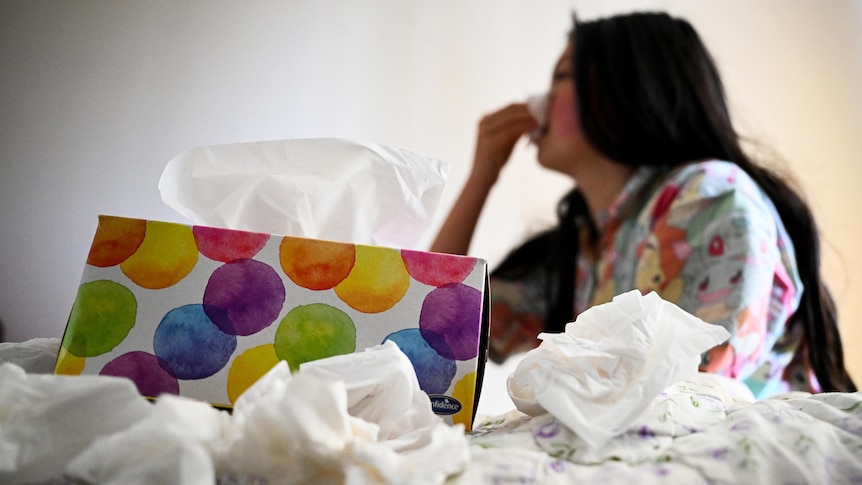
[{"left": 489, "top": 160, "right": 814, "bottom": 399}]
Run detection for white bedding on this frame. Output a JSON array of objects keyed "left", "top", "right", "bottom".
[
  {"left": 1, "top": 338, "right": 860, "bottom": 484},
  {"left": 459, "top": 375, "right": 862, "bottom": 484}
]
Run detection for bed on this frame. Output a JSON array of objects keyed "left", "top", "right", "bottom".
[
  {"left": 2, "top": 331, "right": 860, "bottom": 485},
  {"left": 465, "top": 377, "right": 862, "bottom": 483}
]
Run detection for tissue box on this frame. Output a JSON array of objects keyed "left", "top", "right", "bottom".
[{"left": 55, "top": 215, "right": 490, "bottom": 429}]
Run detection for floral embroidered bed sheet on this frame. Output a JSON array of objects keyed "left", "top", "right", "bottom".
[{"left": 457, "top": 374, "right": 862, "bottom": 484}]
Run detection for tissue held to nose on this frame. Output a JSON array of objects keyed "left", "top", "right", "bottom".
[{"left": 526, "top": 93, "right": 549, "bottom": 142}]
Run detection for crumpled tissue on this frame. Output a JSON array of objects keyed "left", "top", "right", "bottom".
[
  {"left": 0, "top": 337, "right": 60, "bottom": 374},
  {"left": 65, "top": 394, "right": 229, "bottom": 485},
  {"left": 1, "top": 341, "right": 468, "bottom": 484},
  {"left": 506, "top": 290, "right": 731, "bottom": 450},
  {"left": 299, "top": 339, "right": 441, "bottom": 441},
  {"left": 0, "top": 363, "right": 154, "bottom": 485},
  {"left": 216, "top": 340, "right": 470, "bottom": 484},
  {"left": 158, "top": 138, "right": 449, "bottom": 249}
]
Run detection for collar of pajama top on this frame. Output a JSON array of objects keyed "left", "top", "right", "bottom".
[{"left": 577, "top": 165, "right": 665, "bottom": 294}]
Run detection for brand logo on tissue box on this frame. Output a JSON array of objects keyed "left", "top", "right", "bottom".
[
  {"left": 56, "top": 215, "right": 490, "bottom": 429},
  {"left": 429, "top": 395, "right": 462, "bottom": 415}
]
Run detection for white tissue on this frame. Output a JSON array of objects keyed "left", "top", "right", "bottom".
[
  {"left": 217, "top": 368, "right": 365, "bottom": 484},
  {"left": 0, "top": 363, "right": 153, "bottom": 485},
  {"left": 343, "top": 422, "right": 471, "bottom": 485},
  {"left": 158, "top": 138, "right": 449, "bottom": 249},
  {"left": 216, "top": 342, "right": 470, "bottom": 484},
  {"left": 299, "top": 340, "right": 441, "bottom": 441},
  {"left": 0, "top": 338, "right": 61, "bottom": 374},
  {"left": 0, "top": 342, "right": 468, "bottom": 484},
  {"left": 65, "top": 395, "right": 230, "bottom": 485},
  {"left": 525, "top": 93, "right": 548, "bottom": 143},
  {"left": 506, "top": 290, "right": 730, "bottom": 450}
]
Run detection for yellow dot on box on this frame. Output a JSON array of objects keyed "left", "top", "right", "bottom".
[
  {"left": 120, "top": 221, "right": 198, "bottom": 289},
  {"left": 54, "top": 345, "right": 86, "bottom": 375},
  {"left": 451, "top": 372, "right": 477, "bottom": 430},
  {"left": 334, "top": 246, "right": 410, "bottom": 313},
  {"left": 227, "top": 344, "right": 282, "bottom": 404}
]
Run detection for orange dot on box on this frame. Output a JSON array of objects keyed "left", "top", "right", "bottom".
[
  {"left": 87, "top": 216, "right": 147, "bottom": 267},
  {"left": 279, "top": 237, "right": 356, "bottom": 290}
]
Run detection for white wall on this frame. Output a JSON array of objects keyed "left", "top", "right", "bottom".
[{"left": 2, "top": 1, "right": 860, "bottom": 410}]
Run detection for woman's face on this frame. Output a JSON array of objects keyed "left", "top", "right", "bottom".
[{"left": 535, "top": 43, "right": 596, "bottom": 177}]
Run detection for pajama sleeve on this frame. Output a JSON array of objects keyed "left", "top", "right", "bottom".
[{"left": 486, "top": 273, "right": 547, "bottom": 364}]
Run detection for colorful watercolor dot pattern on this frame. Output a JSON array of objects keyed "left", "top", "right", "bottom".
[
  {"left": 100, "top": 351, "right": 180, "bottom": 397},
  {"left": 275, "top": 303, "right": 357, "bottom": 373},
  {"left": 61, "top": 216, "right": 485, "bottom": 412},
  {"left": 334, "top": 245, "right": 411, "bottom": 313},
  {"left": 86, "top": 216, "right": 147, "bottom": 267},
  {"left": 384, "top": 328, "right": 457, "bottom": 396},
  {"left": 401, "top": 249, "right": 476, "bottom": 287},
  {"left": 419, "top": 283, "right": 483, "bottom": 361},
  {"left": 203, "top": 258, "right": 286, "bottom": 336},
  {"left": 194, "top": 225, "right": 269, "bottom": 262},
  {"left": 227, "top": 344, "right": 281, "bottom": 404},
  {"left": 54, "top": 345, "right": 86, "bottom": 376},
  {"left": 280, "top": 237, "right": 355, "bottom": 290},
  {"left": 63, "top": 279, "right": 137, "bottom": 358},
  {"left": 120, "top": 220, "right": 199, "bottom": 289},
  {"left": 154, "top": 304, "right": 237, "bottom": 380},
  {"left": 451, "top": 372, "right": 477, "bottom": 428}
]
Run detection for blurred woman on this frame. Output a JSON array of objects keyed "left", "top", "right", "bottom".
[{"left": 431, "top": 11, "right": 856, "bottom": 398}]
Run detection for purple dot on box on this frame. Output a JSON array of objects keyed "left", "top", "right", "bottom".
[
  {"left": 204, "top": 259, "right": 286, "bottom": 336},
  {"left": 100, "top": 351, "right": 180, "bottom": 397},
  {"left": 419, "top": 283, "right": 481, "bottom": 361}
]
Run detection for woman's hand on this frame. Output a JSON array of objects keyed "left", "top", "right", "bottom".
[
  {"left": 470, "top": 103, "right": 539, "bottom": 186},
  {"left": 430, "top": 103, "right": 537, "bottom": 256}
]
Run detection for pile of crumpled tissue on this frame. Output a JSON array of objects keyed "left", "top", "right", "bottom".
[
  {"left": 1, "top": 290, "right": 736, "bottom": 484},
  {"left": 507, "top": 290, "right": 732, "bottom": 450},
  {"left": 0, "top": 340, "right": 469, "bottom": 485}
]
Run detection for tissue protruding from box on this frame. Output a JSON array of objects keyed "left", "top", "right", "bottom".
[{"left": 158, "top": 138, "right": 449, "bottom": 249}]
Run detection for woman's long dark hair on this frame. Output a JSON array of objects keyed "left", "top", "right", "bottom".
[{"left": 494, "top": 12, "right": 856, "bottom": 392}]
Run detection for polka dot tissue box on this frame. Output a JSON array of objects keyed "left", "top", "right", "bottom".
[{"left": 55, "top": 215, "right": 490, "bottom": 430}]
